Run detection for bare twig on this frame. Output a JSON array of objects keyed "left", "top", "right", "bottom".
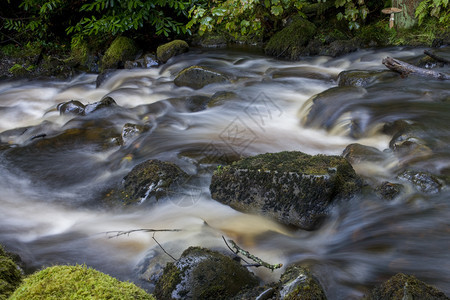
[
  {"left": 222, "top": 236, "right": 283, "bottom": 271},
  {"left": 152, "top": 232, "right": 178, "bottom": 261},
  {"left": 105, "top": 228, "right": 182, "bottom": 238}
]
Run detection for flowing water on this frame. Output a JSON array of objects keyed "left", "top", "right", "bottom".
[{"left": 0, "top": 47, "right": 449, "bottom": 299}]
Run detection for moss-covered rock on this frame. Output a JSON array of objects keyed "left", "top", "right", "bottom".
[
  {"left": 0, "top": 245, "right": 22, "bottom": 300},
  {"left": 156, "top": 40, "right": 189, "bottom": 63},
  {"left": 280, "top": 265, "right": 326, "bottom": 300},
  {"left": 9, "top": 264, "right": 153, "bottom": 300},
  {"left": 366, "top": 273, "right": 449, "bottom": 300},
  {"left": 210, "top": 151, "right": 362, "bottom": 230},
  {"left": 154, "top": 247, "right": 258, "bottom": 299},
  {"left": 120, "top": 159, "right": 187, "bottom": 205},
  {"left": 174, "top": 66, "right": 229, "bottom": 89},
  {"left": 265, "top": 17, "right": 316, "bottom": 60},
  {"left": 101, "top": 36, "right": 138, "bottom": 71}
]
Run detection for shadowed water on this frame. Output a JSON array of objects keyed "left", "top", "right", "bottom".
[{"left": 0, "top": 47, "right": 449, "bottom": 298}]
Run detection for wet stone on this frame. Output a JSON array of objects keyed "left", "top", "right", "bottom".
[
  {"left": 154, "top": 247, "right": 258, "bottom": 300},
  {"left": 57, "top": 100, "right": 86, "bottom": 116},
  {"left": 343, "top": 143, "right": 386, "bottom": 165},
  {"left": 279, "top": 265, "right": 326, "bottom": 300},
  {"left": 367, "top": 273, "right": 449, "bottom": 300},
  {"left": 210, "top": 151, "right": 362, "bottom": 230},
  {"left": 375, "top": 181, "right": 403, "bottom": 200},
  {"left": 398, "top": 170, "right": 443, "bottom": 195},
  {"left": 174, "top": 66, "right": 229, "bottom": 90},
  {"left": 119, "top": 159, "right": 187, "bottom": 205}
]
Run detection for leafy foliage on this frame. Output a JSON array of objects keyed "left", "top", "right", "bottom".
[
  {"left": 415, "top": 0, "right": 449, "bottom": 27},
  {"left": 334, "top": 0, "right": 369, "bottom": 30},
  {"left": 67, "top": 0, "right": 194, "bottom": 46}
]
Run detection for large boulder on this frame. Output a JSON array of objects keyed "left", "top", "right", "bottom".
[
  {"left": 154, "top": 247, "right": 258, "bottom": 300},
  {"left": 174, "top": 66, "right": 229, "bottom": 89},
  {"left": 210, "top": 151, "right": 362, "bottom": 230},
  {"left": 265, "top": 17, "right": 316, "bottom": 60},
  {"left": 119, "top": 159, "right": 187, "bottom": 205},
  {"left": 101, "top": 36, "right": 138, "bottom": 71},
  {"left": 0, "top": 245, "right": 22, "bottom": 300},
  {"left": 9, "top": 265, "right": 153, "bottom": 300},
  {"left": 366, "top": 273, "right": 449, "bottom": 300},
  {"left": 337, "top": 70, "right": 396, "bottom": 88},
  {"left": 156, "top": 40, "right": 189, "bottom": 63}
]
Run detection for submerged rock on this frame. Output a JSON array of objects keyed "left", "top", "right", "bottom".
[
  {"left": 156, "top": 40, "right": 189, "bottom": 63},
  {"left": 210, "top": 151, "right": 362, "bottom": 230},
  {"left": 398, "top": 170, "right": 443, "bottom": 194},
  {"left": 375, "top": 181, "right": 403, "bottom": 200},
  {"left": 9, "top": 265, "right": 153, "bottom": 300},
  {"left": 154, "top": 247, "right": 258, "bottom": 300},
  {"left": 337, "top": 70, "right": 395, "bottom": 87},
  {"left": 121, "top": 123, "right": 150, "bottom": 144},
  {"left": 174, "top": 66, "right": 229, "bottom": 89},
  {"left": 0, "top": 245, "right": 22, "bottom": 299},
  {"left": 279, "top": 265, "right": 326, "bottom": 300},
  {"left": 120, "top": 159, "right": 187, "bottom": 205},
  {"left": 366, "top": 273, "right": 449, "bottom": 300},
  {"left": 57, "top": 97, "right": 117, "bottom": 116}
]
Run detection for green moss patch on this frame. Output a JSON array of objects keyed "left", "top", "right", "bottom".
[
  {"left": 0, "top": 246, "right": 22, "bottom": 300},
  {"left": 265, "top": 17, "right": 316, "bottom": 60},
  {"left": 9, "top": 264, "right": 154, "bottom": 300},
  {"left": 156, "top": 40, "right": 189, "bottom": 63},
  {"left": 101, "top": 36, "right": 138, "bottom": 71}
]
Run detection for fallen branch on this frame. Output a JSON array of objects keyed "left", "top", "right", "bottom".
[
  {"left": 105, "top": 228, "right": 182, "bottom": 238},
  {"left": 152, "top": 232, "right": 178, "bottom": 261},
  {"left": 382, "top": 56, "right": 450, "bottom": 80},
  {"left": 222, "top": 236, "right": 283, "bottom": 271},
  {"left": 424, "top": 50, "right": 450, "bottom": 64}
]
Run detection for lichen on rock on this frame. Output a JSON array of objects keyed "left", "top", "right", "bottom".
[
  {"left": 210, "top": 151, "right": 362, "bottom": 230},
  {"left": 154, "top": 247, "right": 258, "bottom": 300}
]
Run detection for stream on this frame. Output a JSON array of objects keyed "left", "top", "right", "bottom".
[{"left": 0, "top": 47, "right": 449, "bottom": 299}]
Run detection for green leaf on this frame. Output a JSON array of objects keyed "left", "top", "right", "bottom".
[{"left": 271, "top": 5, "right": 283, "bottom": 16}]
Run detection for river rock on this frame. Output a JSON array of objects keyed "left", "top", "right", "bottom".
[
  {"left": 57, "top": 97, "right": 117, "bottom": 116},
  {"left": 279, "top": 265, "right": 326, "bottom": 299},
  {"left": 300, "top": 86, "right": 367, "bottom": 135},
  {"left": 265, "top": 17, "right": 316, "bottom": 60},
  {"left": 154, "top": 247, "right": 258, "bottom": 300},
  {"left": 0, "top": 245, "right": 22, "bottom": 299},
  {"left": 375, "top": 181, "right": 403, "bottom": 200},
  {"left": 101, "top": 36, "right": 138, "bottom": 71},
  {"left": 366, "top": 273, "right": 449, "bottom": 300},
  {"left": 343, "top": 143, "right": 386, "bottom": 165},
  {"left": 156, "top": 40, "right": 189, "bottom": 63},
  {"left": 337, "top": 70, "right": 395, "bottom": 87},
  {"left": 398, "top": 170, "right": 443, "bottom": 194},
  {"left": 125, "top": 54, "right": 158, "bottom": 69},
  {"left": 210, "top": 151, "right": 362, "bottom": 230},
  {"left": 121, "top": 123, "right": 150, "bottom": 144},
  {"left": 320, "top": 39, "right": 360, "bottom": 57},
  {"left": 207, "top": 91, "right": 237, "bottom": 108},
  {"left": 96, "top": 69, "right": 118, "bottom": 87},
  {"left": 120, "top": 159, "right": 187, "bottom": 205},
  {"left": 57, "top": 100, "right": 86, "bottom": 116},
  {"left": 174, "top": 66, "right": 229, "bottom": 90}
]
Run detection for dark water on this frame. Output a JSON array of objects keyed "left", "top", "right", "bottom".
[{"left": 0, "top": 47, "right": 449, "bottom": 299}]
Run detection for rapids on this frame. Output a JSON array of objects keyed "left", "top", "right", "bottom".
[{"left": 0, "top": 47, "right": 449, "bottom": 299}]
